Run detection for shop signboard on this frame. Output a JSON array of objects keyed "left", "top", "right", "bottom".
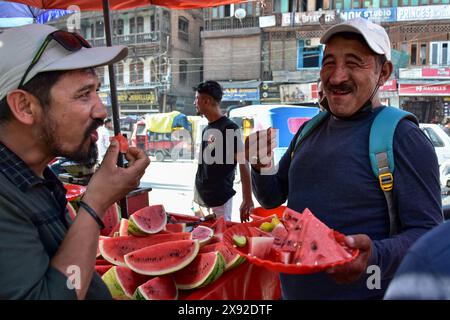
[
  {"left": 397, "top": 5, "right": 450, "bottom": 21},
  {"left": 281, "top": 10, "right": 336, "bottom": 26},
  {"left": 280, "top": 83, "right": 315, "bottom": 103},
  {"left": 222, "top": 88, "right": 259, "bottom": 101},
  {"left": 422, "top": 67, "right": 450, "bottom": 79},
  {"left": 117, "top": 89, "right": 158, "bottom": 105},
  {"left": 339, "top": 7, "right": 396, "bottom": 22},
  {"left": 399, "top": 83, "right": 450, "bottom": 96}
]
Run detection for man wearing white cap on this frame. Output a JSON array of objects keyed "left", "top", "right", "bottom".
[
  {"left": 0, "top": 24, "right": 150, "bottom": 299},
  {"left": 247, "top": 18, "right": 442, "bottom": 299}
]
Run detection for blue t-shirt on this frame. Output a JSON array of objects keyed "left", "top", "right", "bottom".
[
  {"left": 384, "top": 221, "right": 450, "bottom": 300},
  {"left": 252, "top": 106, "right": 443, "bottom": 300}
]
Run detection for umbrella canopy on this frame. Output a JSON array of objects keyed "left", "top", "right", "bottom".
[{"left": 6, "top": 0, "right": 249, "bottom": 10}]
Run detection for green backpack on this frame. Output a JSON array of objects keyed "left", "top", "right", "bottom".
[{"left": 290, "top": 106, "right": 418, "bottom": 236}]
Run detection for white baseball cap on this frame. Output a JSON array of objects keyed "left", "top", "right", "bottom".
[
  {"left": 320, "top": 18, "right": 391, "bottom": 61},
  {"left": 0, "top": 23, "right": 128, "bottom": 101}
]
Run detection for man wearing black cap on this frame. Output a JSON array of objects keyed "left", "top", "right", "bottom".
[
  {"left": 246, "top": 18, "right": 442, "bottom": 299},
  {"left": 0, "top": 24, "right": 150, "bottom": 299}
]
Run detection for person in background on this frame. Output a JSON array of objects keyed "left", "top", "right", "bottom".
[
  {"left": 96, "top": 118, "right": 113, "bottom": 163},
  {"left": 0, "top": 24, "right": 150, "bottom": 299},
  {"left": 193, "top": 80, "right": 254, "bottom": 222},
  {"left": 443, "top": 118, "right": 450, "bottom": 136},
  {"left": 245, "top": 18, "right": 442, "bottom": 299}
]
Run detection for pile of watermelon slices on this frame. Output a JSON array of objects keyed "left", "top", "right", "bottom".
[
  {"left": 224, "top": 207, "right": 359, "bottom": 274},
  {"left": 94, "top": 204, "right": 246, "bottom": 300}
]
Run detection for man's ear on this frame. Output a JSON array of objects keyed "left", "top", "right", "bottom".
[
  {"left": 379, "top": 61, "right": 393, "bottom": 86},
  {"left": 6, "top": 90, "right": 40, "bottom": 125}
]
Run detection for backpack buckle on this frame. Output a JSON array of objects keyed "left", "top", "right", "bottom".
[{"left": 379, "top": 173, "right": 393, "bottom": 191}]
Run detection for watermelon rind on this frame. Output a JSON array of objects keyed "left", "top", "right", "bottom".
[
  {"left": 174, "top": 252, "right": 223, "bottom": 290},
  {"left": 124, "top": 239, "right": 200, "bottom": 276},
  {"left": 127, "top": 218, "right": 150, "bottom": 236},
  {"left": 101, "top": 266, "right": 130, "bottom": 300},
  {"left": 200, "top": 252, "right": 225, "bottom": 287}
]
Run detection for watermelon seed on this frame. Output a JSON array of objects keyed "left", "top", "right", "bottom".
[{"left": 311, "top": 242, "right": 318, "bottom": 251}]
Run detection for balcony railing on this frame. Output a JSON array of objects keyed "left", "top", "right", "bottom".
[
  {"left": 204, "top": 16, "right": 260, "bottom": 31},
  {"left": 87, "top": 32, "right": 161, "bottom": 47}
]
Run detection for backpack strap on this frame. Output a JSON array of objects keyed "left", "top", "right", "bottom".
[
  {"left": 369, "top": 106, "right": 418, "bottom": 236},
  {"left": 291, "top": 111, "right": 330, "bottom": 158}
]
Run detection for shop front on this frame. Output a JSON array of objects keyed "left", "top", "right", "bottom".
[{"left": 398, "top": 81, "right": 450, "bottom": 123}]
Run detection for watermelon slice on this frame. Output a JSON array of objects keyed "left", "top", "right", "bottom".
[
  {"left": 128, "top": 205, "right": 167, "bottom": 236},
  {"left": 99, "top": 233, "right": 191, "bottom": 267},
  {"left": 111, "top": 134, "right": 129, "bottom": 153},
  {"left": 191, "top": 225, "right": 214, "bottom": 246},
  {"left": 134, "top": 276, "right": 178, "bottom": 300},
  {"left": 291, "top": 208, "right": 353, "bottom": 267},
  {"left": 165, "top": 223, "right": 186, "bottom": 233},
  {"left": 124, "top": 239, "right": 200, "bottom": 276},
  {"left": 173, "top": 252, "right": 225, "bottom": 290},
  {"left": 101, "top": 203, "right": 121, "bottom": 237},
  {"left": 200, "top": 242, "right": 245, "bottom": 271},
  {"left": 102, "top": 266, "right": 150, "bottom": 299},
  {"left": 118, "top": 218, "right": 129, "bottom": 236},
  {"left": 248, "top": 236, "right": 274, "bottom": 259},
  {"left": 95, "top": 264, "right": 113, "bottom": 277}
]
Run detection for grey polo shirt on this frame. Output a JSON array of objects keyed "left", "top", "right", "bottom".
[{"left": 0, "top": 142, "right": 111, "bottom": 299}]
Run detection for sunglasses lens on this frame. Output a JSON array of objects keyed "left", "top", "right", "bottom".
[{"left": 52, "top": 30, "right": 91, "bottom": 51}]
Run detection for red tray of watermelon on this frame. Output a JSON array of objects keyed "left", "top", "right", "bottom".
[
  {"left": 64, "top": 183, "right": 87, "bottom": 202},
  {"left": 223, "top": 208, "right": 359, "bottom": 275}
]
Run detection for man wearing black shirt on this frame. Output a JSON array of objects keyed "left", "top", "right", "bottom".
[{"left": 193, "top": 81, "right": 253, "bottom": 222}]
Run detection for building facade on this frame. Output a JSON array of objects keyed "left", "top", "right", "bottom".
[
  {"left": 47, "top": 6, "right": 203, "bottom": 116},
  {"left": 203, "top": 0, "right": 450, "bottom": 123}
]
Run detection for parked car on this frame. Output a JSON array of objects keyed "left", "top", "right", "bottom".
[
  {"left": 419, "top": 123, "right": 450, "bottom": 166},
  {"left": 419, "top": 123, "right": 450, "bottom": 198}
]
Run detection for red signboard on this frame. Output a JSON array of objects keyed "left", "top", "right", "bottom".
[
  {"left": 422, "top": 67, "right": 450, "bottom": 78},
  {"left": 399, "top": 83, "right": 450, "bottom": 96},
  {"left": 380, "top": 79, "right": 397, "bottom": 92}
]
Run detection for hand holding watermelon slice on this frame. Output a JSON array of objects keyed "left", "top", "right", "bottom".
[
  {"left": 324, "top": 234, "right": 372, "bottom": 284},
  {"left": 110, "top": 134, "right": 129, "bottom": 153}
]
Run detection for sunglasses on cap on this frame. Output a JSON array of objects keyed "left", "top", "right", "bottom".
[{"left": 18, "top": 30, "right": 91, "bottom": 88}]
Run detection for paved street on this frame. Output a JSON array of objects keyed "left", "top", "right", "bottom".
[{"left": 140, "top": 158, "right": 259, "bottom": 223}]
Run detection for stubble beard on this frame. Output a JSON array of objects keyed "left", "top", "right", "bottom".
[{"left": 39, "top": 113, "right": 99, "bottom": 167}]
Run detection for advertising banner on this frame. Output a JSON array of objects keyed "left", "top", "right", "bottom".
[
  {"left": 397, "top": 5, "right": 450, "bottom": 21},
  {"left": 399, "top": 83, "right": 450, "bottom": 96},
  {"left": 339, "top": 7, "right": 396, "bottom": 22}
]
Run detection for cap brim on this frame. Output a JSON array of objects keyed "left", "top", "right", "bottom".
[{"left": 41, "top": 45, "right": 128, "bottom": 72}]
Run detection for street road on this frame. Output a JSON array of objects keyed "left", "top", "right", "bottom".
[{"left": 140, "top": 158, "right": 258, "bottom": 222}]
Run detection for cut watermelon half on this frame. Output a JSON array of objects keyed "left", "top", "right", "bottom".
[
  {"left": 124, "top": 239, "right": 200, "bottom": 276},
  {"left": 128, "top": 204, "right": 167, "bottom": 236},
  {"left": 223, "top": 208, "right": 359, "bottom": 274},
  {"left": 134, "top": 276, "right": 178, "bottom": 300},
  {"left": 99, "top": 233, "right": 192, "bottom": 267}
]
